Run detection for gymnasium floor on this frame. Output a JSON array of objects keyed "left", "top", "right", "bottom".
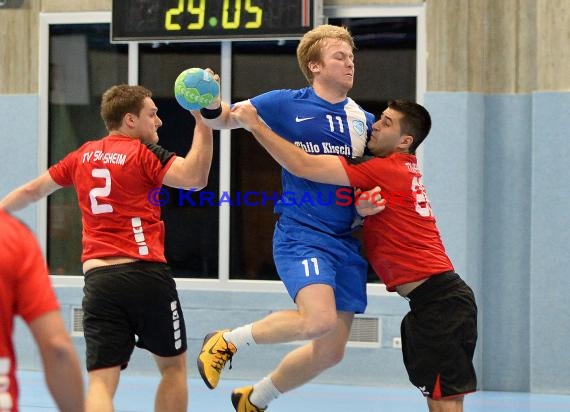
[{"left": 19, "top": 370, "right": 570, "bottom": 412}]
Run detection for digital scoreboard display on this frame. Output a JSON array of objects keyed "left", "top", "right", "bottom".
[{"left": 112, "top": 0, "right": 319, "bottom": 42}]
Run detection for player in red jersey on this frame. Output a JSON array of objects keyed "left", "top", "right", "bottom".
[
  {"left": 0, "top": 84, "right": 214, "bottom": 412},
  {"left": 231, "top": 99, "right": 478, "bottom": 412},
  {"left": 0, "top": 209, "right": 84, "bottom": 412}
]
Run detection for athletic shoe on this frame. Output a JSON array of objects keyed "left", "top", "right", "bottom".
[
  {"left": 197, "top": 330, "right": 237, "bottom": 389},
  {"left": 231, "top": 386, "right": 266, "bottom": 412}
]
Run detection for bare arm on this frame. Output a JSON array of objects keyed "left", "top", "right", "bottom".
[
  {"left": 162, "top": 111, "right": 214, "bottom": 190},
  {"left": 232, "top": 103, "right": 350, "bottom": 186},
  {"left": 201, "top": 101, "right": 245, "bottom": 130},
  {"left": 0, "top": 171, "right": 61, "bottom": 212},
  {"left": 29, "top": 311, "right": 85, "bottom": 412}
]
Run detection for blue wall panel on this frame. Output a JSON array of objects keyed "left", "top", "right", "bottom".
[
  {"left": 0, "top": 95, "right": 39, "bottom": 229},
  {"left": 482, "top": 95, "right": 532, "bottom": 391},
  {"left": 529, "top": 92, "right": 570, "bottom": 393}
]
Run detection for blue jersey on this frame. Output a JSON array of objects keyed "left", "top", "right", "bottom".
[{"left": 250, "top": 87, "right": 374, "bottom": 236}]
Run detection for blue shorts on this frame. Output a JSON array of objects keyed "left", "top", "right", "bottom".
[{"left": 273, "top": 219, "right": 368, "bottom": 313}]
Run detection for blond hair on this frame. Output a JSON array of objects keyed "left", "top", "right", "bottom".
[{"left": 296, "top": 24, "right": 355, "bottom": 84}]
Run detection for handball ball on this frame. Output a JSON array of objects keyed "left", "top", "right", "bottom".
[{"left": 174, "top": 68, "right": 220, "bottom": 111}]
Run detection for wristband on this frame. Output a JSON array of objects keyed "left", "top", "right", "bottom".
[{"left": 200, "top": 106, "right": 223, "bottom": 119}]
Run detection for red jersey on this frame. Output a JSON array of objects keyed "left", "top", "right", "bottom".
[
  {"left": 49, "top": 135, "right": 176, "bottom": 263},
  {"left": 0, "top": 210, "right": 60, "bottom": 412},
  {"left": 340, "top": 153, "right": 453, "bottom": 291}
]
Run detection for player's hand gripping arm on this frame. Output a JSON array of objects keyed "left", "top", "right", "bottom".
[
  {"left": 231, "top": 102, "right": 350, "bottom": 185},
  {"left": 355, "top": 187, "right": 386, "bottom": 217},
  {"left": 199, "top": 69, "right": 250, "bottom": 130},
  {"left": 162, "top": 110, "right": 214, "bottom": 190},
  {"left": 0, "top": 171, "right": 61, "bottom": 213}
]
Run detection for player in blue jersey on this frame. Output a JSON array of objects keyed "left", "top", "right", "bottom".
[{"left": 196, "top": 25, "right": 375, "bottom": 412}]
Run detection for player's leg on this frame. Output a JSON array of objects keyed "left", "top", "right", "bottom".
[
  {"left": 232, "top": 290, "right": 354, "bottom": 411},
  {"left": 83, "top": 267, "right": 138, "bottom": 412},
  {"left": 232, "top": 310, "right": 354, "bottom": 411},
  {"left": 251, "top": 232, "right": 366, "bottom": 392},
  {"left": 249, "top": 225, "right": 357, "bottom": 345},
  {"left": 253, "top": 283, "right": 340, "bottom": 343},
  {"left": 199, "top": 225, "right": 366, "bottom": 396},
  {"left": 267, "top": 309, "right": 354, "bottom": 392},
  {"left": 198, "top": 283, "right": 340, "bottom": 390},
  {"left": 85, "top": 366, "right": 120, "bottom": 412},
  {"left": 154, "top": 352, "right": 188, "bottom": 412},
  {"left": 198, "top": 225, "right": 344, "bottom": 390},
  {"left": 427, "top": 396, "right": 464, "bottom": 412},
  {"left": 401, "top": 272, "right": 477, "bottom": 410},
  {"left": 132, "top": 264, "right": 189, "bottom": 411}
]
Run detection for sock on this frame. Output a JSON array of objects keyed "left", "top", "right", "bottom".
[
  {"left": 250, "top": 376, "right": 281, "bottom": 409},
  {"left": 223, "top": 323, "right": 255, "bottom": 349}
]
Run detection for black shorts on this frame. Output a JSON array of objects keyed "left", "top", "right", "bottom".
[
  {"left": 401, "top": 271, "right": 477, "bottom": 399},
  {"left": 83, "top": 261, "right": 187, "bottom": 371}
]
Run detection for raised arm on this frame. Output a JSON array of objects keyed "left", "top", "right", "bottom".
[
  {"left": 232, "top": 103, "right": 350, "bottom": 186},
  {"left": 162, "top": 111, "right": 214, "bottom": 190},
  {"left": 199, "top": 69, "right": 247, "bottom": 130},
  {"left": 0, "top": 171, "right": 61, "bottom": 213}
]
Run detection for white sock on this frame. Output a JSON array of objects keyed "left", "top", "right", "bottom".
[
  {"left": 223, "top": 323, "right": 255, "bottom": 349},
  {"left": 250, "top": 376, "right": 281, "bottom": 409}
]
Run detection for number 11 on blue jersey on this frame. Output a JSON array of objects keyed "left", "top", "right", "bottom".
[{"left": 301, "top": 257, "right": 320, "bottom": 277}]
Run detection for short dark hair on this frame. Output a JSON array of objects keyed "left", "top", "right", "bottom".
[
  {"left": 387, "top": 99, "right": 431, "bottom": 154},
  {"left": 100, "top": 84, "right": 152, "bottom": 132}
]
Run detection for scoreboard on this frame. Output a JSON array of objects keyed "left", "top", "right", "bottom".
[{"left": 112, "top": 0, "right": 321, "bottom": 42}]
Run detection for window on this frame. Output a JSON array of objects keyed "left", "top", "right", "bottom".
[
  {"left": 46, "top": 21, "right": 128, "bottom": 276},
  {"left": 229, "top": 40, "right": 305, "bottom": 280},
  {"left": 139, "top": 41, "right": 221, "bottom": 278},
  {"left": 41, "top": 5, "right": 424, "bottom": 291}
]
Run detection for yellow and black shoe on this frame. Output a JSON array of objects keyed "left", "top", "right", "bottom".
[
  {"left": 197, "top": 330, "right": 237, "bottom": 389},
  {"left": 231, "top": 386, "right": 266, "bottom": 412}
]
